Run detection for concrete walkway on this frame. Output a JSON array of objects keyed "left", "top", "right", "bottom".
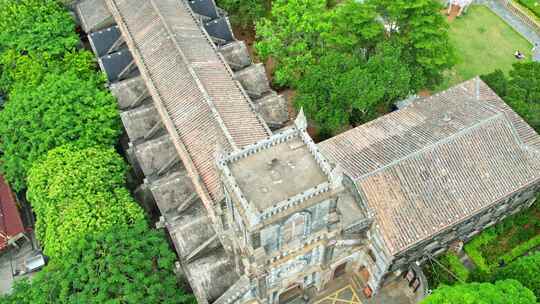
[
  {"left": 484, "top": 0, "right": 540, "bottom": 61},
  {"left": 0, "top": 241, "right": 37, "bottom": 295}
]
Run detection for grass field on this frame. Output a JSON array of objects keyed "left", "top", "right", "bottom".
[{"left": 437, "top": 5, "right": 533, "bottom": 91}]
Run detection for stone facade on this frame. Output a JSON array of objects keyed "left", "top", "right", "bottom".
[{"left": 213, "top": 113, "right": 390, "bottom": 303}]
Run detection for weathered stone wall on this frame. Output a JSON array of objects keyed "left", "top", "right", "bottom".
[
  {"left": 259, "top": 199, "right": 332, "bottom": 254},
  {"left": 266, "top": 245, "right": 325, "bottom": 291},
  {"left": 389, "top": 184, "right": 539, "bottom": 272}
]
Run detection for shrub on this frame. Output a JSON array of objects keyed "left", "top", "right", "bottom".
[
  {"left": 423, "top": 252, "right": 470, "bottom": 287},
  {"left": 421, "top": 279, "right": 536, "bottom": 304},
  {"left": 0, "top": 70, "right": 121, "bottom": 191},
  {"left": 444, "top": 253, "right": 470, "bottom": 283},
  {"left": 27, "top": 145, "right": 144, "bottom": 258},
  {"left": 0, "top": 0, "right": 78, "bottom": 55},
  {"left": 464, "top": 229, "right": 497, "bottom": 272},
  {"left": 495, "top": 252, "right": 540, "bottom": 299},
  {"left": 500, "top": 236, "right": 540, "bottom": 264}
]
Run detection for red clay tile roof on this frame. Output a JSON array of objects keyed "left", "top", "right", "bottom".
[
  {"left": 320, "top": 78, "right": 540, "bottom": 255},
  {"left": 106, "top": 0, "right": 271, "bottom": 204},
  {"left": 0, "top": 175, "right": 24, "bottom": 251}
]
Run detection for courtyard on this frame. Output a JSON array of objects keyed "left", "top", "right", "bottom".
[
  {"left": 437, "top": 5, "right": 533, "bottom": 91},
  {"left": 310, "top": 272, "right": 424, "bottom": 304}
]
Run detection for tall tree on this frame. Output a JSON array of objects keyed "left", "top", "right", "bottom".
[
  {"left": 323, "top": 0, "right": 384, "bottom": 55},
  {"left": 507, "top": 61, "right": 540, "bottom": 107},
  {"left": 295, "top": 42, "right": 410, "bottom": 137},
  {"left": 0, "top": 223, "right": 195, "bottom": 304},
  {"left": 0, "top": 71, "right": 121, "bottom": 191},
  {"left": 217, "top": 0, "right": 270, "bottom": 28},
  {"left": 255, "top": 0, "right": 331, "bottom": 86},
  {"left": 421, "top": 279, "right": 536, "bottom": 304},
  {"left": 481, "top": 62, "right": 540, "bottom": 132},
  {"left": 378, "top": 0, "right": 456, "bottom": 89},
  {"left": 27, "top": 145, "right": 144, "bottom": 258},
  {"left": 0, "top": 0, "right": 78, "bottom": 55}
]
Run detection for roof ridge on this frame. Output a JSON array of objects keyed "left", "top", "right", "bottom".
[
  {"left": 354, "top": 112, "right": 508, "bottom": 182},
  {"left": 180, "top": 1, "right": 271, "bottom": 135},
  {"left": 148, "top": 0, "right": 239, "bottom": 150}
]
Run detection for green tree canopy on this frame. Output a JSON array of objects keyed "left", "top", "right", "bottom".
[
  {"left": 378, "top": 0, "right": 456, "bottom": 89},
  {"left": 0, "top": 0, "right": 78, "bottom": 55},
  {"left": 295, "top": 42, "right": 410, "bottom": 137},
  {"left": 0, "top": 70, "right": 121, "bottom": 191},
  {"left": 27, "top": 145, "right": 144, "bottom": 258},
  {"left": 217, "top": 0, "right": 270, "bottom": 28},
  {"left": 481, "top": 62, "right": 540, "bottom": 132},
  {"left": 255, "top": 0, "right": 330, "bottom": 86},
  {"left": 323, "top": 0, "right": 384, "bottom": 55},
  {"left": 421, "top": 280, "right": 536, "bottom": 304},
  {"left": 0, "top": 223, "right": 194, "bottom": 304},
  {"left": 0, "top": 49, "right": 96, "bottom": 93},
  {"left": 495, "top": 252, "right": 540, "bottom": 298},
  {"left": 255, "top": 0, "right": 387, "bottom": 87}
]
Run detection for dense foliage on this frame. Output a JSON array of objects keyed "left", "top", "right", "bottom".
[
  {"left": 495, "top": 252, "right": 540, "bottom": 299},
  {"left": 0, "top": 0, "right": 194, "bottom": 302},
  {"left": 295, "top": 42, "right": 410, "bottom": 136},
  {"left": 0, "top": 49, "right": 96, "bottom": 92},
  {"left": 421, "top": 280, "right": 536, "bottom": 304},
  {"left": 462, "top": 198, "right": 539, "bottom": 283},
  {"left": 0, "top": 223, "right": 195, "bottom": 304},
  {"left": 255, "top": 0, "right": 330, "bottom": 86},
  {"left": 0, "top": 70, "right": 121, "bottom": 191},
  {"left": 0, "top": 0, "right": 78, "bottom": 55},
  {"left": 27, "top": 146, "right": 144, "bottom": 258},
  {"left": 256, "top": 0, "right": 454, "bottom": 136},
  {"left": 323, "top": 0, "right": 383, "bottom": 55},
  {"left": 482, "top": 62, "right": 540, "bottom": 132},
  {"left": 217, "top": 0, "right": 270, "bottom": 28},
  {"left": 423, "top": 252, "right": 471, "bottom": 288},
  {"left": 378, "top": 0, "right": 456, "bottom": 89}
]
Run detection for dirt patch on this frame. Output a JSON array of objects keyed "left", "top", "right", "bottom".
[
  {"left": 444, "top": 5, "right": 461, "bottom": 22},
  {"left": 418, "top": 89, "right": 432, "bottom": 97},
  {"left": 232, "top": 25, "right": 257, "bottom": 59}
]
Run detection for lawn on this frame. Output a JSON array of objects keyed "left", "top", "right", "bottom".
[{"left": 437, "top": 5, "right": 533, "bottom": 91}]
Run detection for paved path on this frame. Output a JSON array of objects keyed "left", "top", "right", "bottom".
[
  {"left": 484, "top": 0, "right": 540, "bottom": 61},
  {"left": 314, "top": 286, "right": 363, "bottom": 304},
  {"left": 0, "top": 241, "right": 36, "bottom": 295}
]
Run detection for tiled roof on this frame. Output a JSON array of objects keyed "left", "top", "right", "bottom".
[
  {"left": 0, "top": 176, "right": 24, "bottom": 251},
  {"left": 106, "top": 0, "right": 270, "bottom": 202},
  {"left": 320, "top": 78, "right": 540, "bottom": 254}
]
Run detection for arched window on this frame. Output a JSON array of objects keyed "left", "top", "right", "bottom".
[{"left": 281, "top": 212, "right": 310, "bottom": 246}]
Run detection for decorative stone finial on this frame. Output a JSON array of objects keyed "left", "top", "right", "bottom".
[{"left": 295, "top": 107, "right": 307, "bottom": 130}]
